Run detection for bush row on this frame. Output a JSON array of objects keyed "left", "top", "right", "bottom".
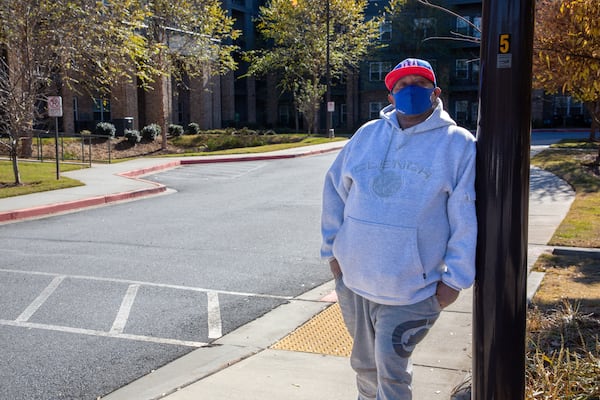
[
  {"left": 199, "top": 132, "right": 303, "bottom": 152},
  {"left": 92, "top": 122, "right": 277, "bottom": 140}
]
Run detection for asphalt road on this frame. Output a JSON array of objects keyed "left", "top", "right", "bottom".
[
  {"left": 0, "top": 130, "right": 590, "bottom": 399},
  {"left": 0, "top": 153, "right": 337, "bottom": 400}
]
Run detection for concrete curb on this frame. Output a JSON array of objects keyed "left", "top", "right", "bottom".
[
  {"left": 0, "top": 185, "right": 167, "bottom": 223},
  {"left": 553, "top": 246, "right": 600, "bottom": 259}
]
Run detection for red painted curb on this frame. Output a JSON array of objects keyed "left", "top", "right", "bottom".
[
  {"left": 0, "top": 186, "right": 167, "bottom": 223},
  {"left": 118, "top": 160, "right": 182, "bottom": 178}
]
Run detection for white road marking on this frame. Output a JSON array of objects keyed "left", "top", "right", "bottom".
[
  {"left": 207, "top": 291, "right": 222, "bottom": 339},
  {"left": 150, "top": 162, "right": 267, "bottom": 181},
  {"left": 110, "top": 284, "right": 140, "bottom": 334},
  {"left": 0, "top": 268, "right": 292, "bottom": 300},
  {"left": 0, "top": 319, "right": 207, "bottom": 348},
  {"left": 1, "top": 268, "right": 292, "bottom": 344},
  {"left": 15, "top": 276, "right": 65, "bottom": 322}
]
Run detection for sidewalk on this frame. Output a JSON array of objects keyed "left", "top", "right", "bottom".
[{"left": 0, "top": 140, "right": 576, "bottom": 399}]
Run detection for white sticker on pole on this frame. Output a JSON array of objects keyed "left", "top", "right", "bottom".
[
  {"left": 48, "top": 96, "right": 63, "bottom": 117},
  {"left": 497, "top": 33, "right": 512, "bottom": 69}
]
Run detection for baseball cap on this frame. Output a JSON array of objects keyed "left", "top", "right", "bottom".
[{"left": 384, "top": 58, "right": 437, "bottom": 91}]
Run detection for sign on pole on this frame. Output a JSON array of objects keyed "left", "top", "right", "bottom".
[
  {"left": 48, "top": 96, "right": 63, "bottom": 118},
  {"left": 48, "top": 96, "right": 63, "bottom": 180}
]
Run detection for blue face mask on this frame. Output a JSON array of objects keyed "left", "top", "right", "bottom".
[{"left": 392, "top": 85, "right": 435, "bottom": 115}]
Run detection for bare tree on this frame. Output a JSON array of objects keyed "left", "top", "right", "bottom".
[
  {"left": 0, "top": 0, "right": 149, "bottom": 184},
  {"left": 0, "top": 0, "right": 240, "bottom": 185}
]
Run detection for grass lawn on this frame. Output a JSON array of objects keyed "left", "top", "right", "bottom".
[
  {"left": 0, "top": 161, "right": 85, "bottom": 199},
  {"left": 530, "top": 142, "right": 600, "bottom": 248}
]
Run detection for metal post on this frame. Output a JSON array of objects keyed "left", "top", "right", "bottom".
[
  {"left": 54, "top": 117, "right": 60, "bottom": 180},
  {"left": 473, "top": 0, "right": 535, "bottom": 399}
]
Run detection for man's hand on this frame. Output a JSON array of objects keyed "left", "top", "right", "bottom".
[
  {"left": 329, "top": 258, "right": 342, "bottom": 279},
  {"left": 436, "top": 281, "right": 459, "bottom": 309}
]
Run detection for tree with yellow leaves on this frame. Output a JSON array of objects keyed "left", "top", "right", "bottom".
[{"left": 534, "top": 0, "right": 600, "bottom": 150}]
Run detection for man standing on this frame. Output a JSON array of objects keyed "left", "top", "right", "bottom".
[{"left": 320, "top": 58, "right": 477, "bottom": 399}]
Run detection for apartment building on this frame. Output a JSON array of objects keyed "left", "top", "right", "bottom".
[{"left": 53, "top": 0, "right": 588, "bottom": 136}]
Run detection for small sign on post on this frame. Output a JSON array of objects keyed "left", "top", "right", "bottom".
[
  {"left": 48, "top": 96, "right": 63, "bottom": 180},
  {"left": 48, "top": 96, "right": 63, "bottom": 118}
]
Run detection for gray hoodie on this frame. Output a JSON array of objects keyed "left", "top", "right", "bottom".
[{"left": 320, "top": 100, "right": 477, "bottom": 306}]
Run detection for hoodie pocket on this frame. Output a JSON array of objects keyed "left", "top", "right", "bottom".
[{"left": 333, "top": 216, "right": 426, "bottom": 301}]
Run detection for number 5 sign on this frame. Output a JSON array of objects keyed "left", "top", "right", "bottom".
[
  {"left": 47, "top": 96, "right": 63, "bottom": 118},
  {"left": 499, "top": 34, "right": 511, "bottom": 54},
  {"left": 497, "top": 33, "right": 512, "bottom": 69}
]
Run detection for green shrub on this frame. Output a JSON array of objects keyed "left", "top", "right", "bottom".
[
  {"left": 204, "top": 129, "right": 228, "bottom": 135},
  {"left": 237, "top": 127, "right": 256, "bottom": 135},
  {"left": 94, "top": 122, "right": 116, "bottom": 138},
  {"left": 141, "top": 123, "right": 161, "bottom": 141},
  {"left": 168, "top": 124, "right": 184, "bottom": 137},
  {"left": 206, "top": 136, "right": 243, "bottom": 151},
  {"left": 124, "top": 129, "right": 141, "bottom": 144},
  {"left": 186, "top": 122, "right": 200, "bottom": 135}
]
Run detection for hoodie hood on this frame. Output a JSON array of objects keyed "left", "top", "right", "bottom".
[{"left": 380, "top": 98, "right": 456, "bottom": 134}]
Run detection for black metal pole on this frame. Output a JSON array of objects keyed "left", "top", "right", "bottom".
[{"left": 473, "top": 0, "right": 535, "bottom": 398}]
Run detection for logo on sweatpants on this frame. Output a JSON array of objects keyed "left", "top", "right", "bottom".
[{"left": 392, "top": 319, "right": 436, "bottom": 358}]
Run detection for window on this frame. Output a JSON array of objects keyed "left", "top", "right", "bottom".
[
  {"left": 471, "top": 102, "right": 479, "bottom": 124},
  {"left": 470, "top": 60, "right": 480, "bottom": 75},
  {"left": 456, "top": 59, "right": 469, "bottom": 79},
  {"left": 414, "top": 18, "right": 436, "bottom": 38},
  {"left": 279, "top": 105, "right": 290, "bottom": 125},
  {"left": 340, "top": 104, "right": 347, "bottom": 125},
  {"left": 455, "top": 100, "right": 469, "bottom": 124},
  {"left": 176, "top": 99, "right": 184, "bottom": 124},
  {"left": 473, "top": 17, "right": 482, "bottom": 39},
  {"left": 554, "top": 96, "right": 584, "bottom": 116},
  {"left": 380, "top": 19, "right": 392, "bottom": 42},
  {"left": 93, "top": 98, "right": 111, "bottom": 122},
  {"left": 369, "top": 102, "right": 384, "bottom": 119},
  {"left": 73, "top": 97, "right": 79, "bottom": 121},
  {"left": 370, "top": 62, "right": 392, "bottom": 82},
  {"left": 456, "top": 16, "right": 470, "bottom": 36},
  {"left": 471, "top": 60, "right": 480, "bottom": 83}
]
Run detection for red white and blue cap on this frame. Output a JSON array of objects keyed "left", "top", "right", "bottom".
[{"left": 384, "top": 58, "right": 437, "bottom": 91}]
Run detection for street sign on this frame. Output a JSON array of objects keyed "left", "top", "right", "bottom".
[
  {"left": 48, "top": 96, "right": 63, "bottom": 118},
  {"left": 327, "top": 101, "right": 335, "bottom": 113}
]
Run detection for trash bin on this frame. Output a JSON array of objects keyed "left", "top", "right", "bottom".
[
  {"left": 112, "top": 117, "right": 134, "bottom": 136},
  {"left": 124, "top": 117, "right": 133, "bottom": 131},
  {"left": 19, "top": 137, "right": 33, "bottom": 158}
]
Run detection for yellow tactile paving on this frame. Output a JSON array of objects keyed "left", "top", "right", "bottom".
[{"left": 271, "top": 303, "right": 353, "bottom": 357}]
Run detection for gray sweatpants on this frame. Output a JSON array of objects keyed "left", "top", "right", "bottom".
[{"left": 336, "top": 278, "right": 441, "bottom": 400}]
